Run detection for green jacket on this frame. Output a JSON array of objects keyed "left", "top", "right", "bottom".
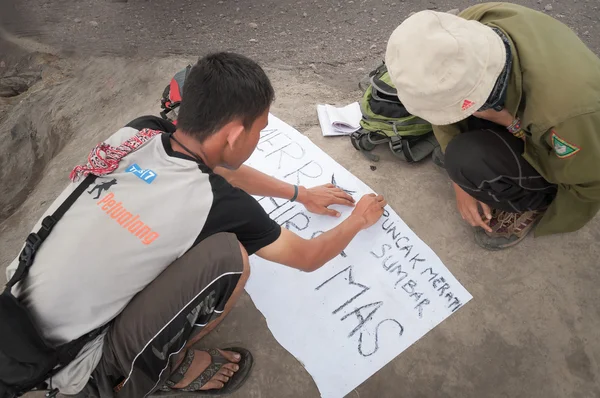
[{"left": 433, "top": 2, "right": 600, "bottom": 236}]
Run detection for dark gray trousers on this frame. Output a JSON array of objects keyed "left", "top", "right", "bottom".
[
  {"left": 72, "top": 233, "right": 243, "bottom": 398},
  {"left": 444, "top": 124, "right": 557, "bottom": 213}
]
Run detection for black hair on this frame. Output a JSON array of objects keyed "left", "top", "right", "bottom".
[{"left": 177, "top": 52, "right": 275, "bottom": 142}]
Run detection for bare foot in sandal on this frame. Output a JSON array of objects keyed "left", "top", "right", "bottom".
[
  {"left": 175, "top": 349, "right": 240, "bottom": 390},
  {"left": 161, "top": 348, "right": 252, "bottom": 394}
]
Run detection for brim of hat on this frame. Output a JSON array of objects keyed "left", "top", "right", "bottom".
[{"left": 405, "top": 23, "right": 507, "bottom": 126}]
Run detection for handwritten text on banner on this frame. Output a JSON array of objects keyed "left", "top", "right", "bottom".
[{"left": 244, "top": 115, "right": 472, "bottom": 398}]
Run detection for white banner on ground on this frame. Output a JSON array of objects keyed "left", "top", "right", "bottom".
[{"left": 244, "top": 115, "right": 472, "bottom": 398}]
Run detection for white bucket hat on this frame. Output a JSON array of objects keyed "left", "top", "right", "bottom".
[{"left": 385, "top": 10, "right": 507, "bottom": 126}]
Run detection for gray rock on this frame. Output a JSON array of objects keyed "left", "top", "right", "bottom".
[
  {"left": 279, "top": 31, "right": 287, "bottom": 36},
  {"left": 249, "top": 38, "right": 258, "bottom": 43},
  {"left": 371, "top": 18, "right": 378, "bottom": 23},
  {"left": 370, "top": 44, "right": 377, "bottom": 50},
  {"left": 0, "top": 76, "right": 38, "bottom": 97},
  {"left": 234, "top": 19, "right": 241, "bottom": 25},
  {"left": 89, "top": 20, "right": 99, "bottom": 27},
  {"left": 0, "top": 61, "right": 5, "bottom": 68},
  {"left": 303, "top": 12, "right": 308, "bottom": 17},
  {"left": 74, "top": 18, "right": 82, "bottom": 23},
  {"left": 249, "top": 22, "right": 258, "bottom": 29},
  {"left": 0, "top": 107, "right": 71, "bottom": 223},
  {"left": 544, "top": 4, "right": 553, "bottom": 11},
  {"left": 583, "top": 30, "right": 589, "bottom": 35},
  {"left": 447, "top": 8, "right": 460, "bottom": 15},
  {"left": 309, "top": 63, "right": 317, "bottom": 70}
]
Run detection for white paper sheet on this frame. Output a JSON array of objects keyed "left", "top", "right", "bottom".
[
  {"left": 244, "top": 115, "right": 472, "bottom": 398},
  {"left": 317, "top": 102, "right": 362, "bottom": 136}
]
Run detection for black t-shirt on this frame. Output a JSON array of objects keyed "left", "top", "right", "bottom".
[{"left": 126, "top": 115, "right": 281, "bottom": 254}]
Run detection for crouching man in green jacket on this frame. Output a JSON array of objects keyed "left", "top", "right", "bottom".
[{"left": 385, "top": 2, "right": 600, "bottom": 250}]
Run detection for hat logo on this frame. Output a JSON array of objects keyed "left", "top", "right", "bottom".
[{"left": 461, "top": 99, "right": 475, "bottom": 111}]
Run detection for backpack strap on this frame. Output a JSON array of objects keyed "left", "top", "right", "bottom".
[
  {"left": 5, "top": 174, "right": 97, "bottom": 294},
  {"left": 4, "top": 174, "right": 101, "bottom": 398},
  {"left": 350, "top": 129, "right": 381, "bottom": 162},
  {"left": 389, "top": 133, "right": 440, "bottom": 163}
]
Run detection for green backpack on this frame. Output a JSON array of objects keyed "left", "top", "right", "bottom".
[{"left": 351, "top": 63, "right": 439, "bottom": 162}]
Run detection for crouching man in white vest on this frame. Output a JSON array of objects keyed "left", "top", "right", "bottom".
[{"left": 6, "top": 52, "right": 387, "bottom": 397}]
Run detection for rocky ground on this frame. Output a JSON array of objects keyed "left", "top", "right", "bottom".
[
  {"left": 1, "top": 0, "right": 599, "bottom": 85},
  {"left": 1, "top": 1, "right": 599, "bottom": 397}
]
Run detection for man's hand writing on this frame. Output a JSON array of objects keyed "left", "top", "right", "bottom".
[
  {"left": 297, "top": 184, "right": 355, "bottom": 217},
  {"left": 349, "top": 193, "right": 387, "bottom": 229}
]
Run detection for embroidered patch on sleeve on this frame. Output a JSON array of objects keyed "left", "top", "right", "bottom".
[{"left": 551, "top": 130, "right": 581, "bottom": 158}]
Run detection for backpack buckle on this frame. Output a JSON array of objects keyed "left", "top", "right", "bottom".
[
  {"left": 389, "top": 137, "right": 405, "bottom": 153},
  {"left": 19, "top": 233, "right": 43, "bottom": 265},
  {"left": 45, "top": 388, "right": 59, "bottom": 398},
  {"left": 16, "top": 217, "right": 55, "bottom": 268},
  {"left": 41, "top": 215, "right": 57, "bottom": 231}
]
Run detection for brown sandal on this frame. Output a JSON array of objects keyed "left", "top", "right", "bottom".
[{"left": 158, "top": 347, "right": 253, "bottom": 395}]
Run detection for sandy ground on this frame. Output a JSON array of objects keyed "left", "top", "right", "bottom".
[{"left": 1, "top": 1, "right": 599, "bottom": 397}]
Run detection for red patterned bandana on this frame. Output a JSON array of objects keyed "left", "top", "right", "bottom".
[{"left": 70, "top": 128, "right": 162, "bottom": 181}]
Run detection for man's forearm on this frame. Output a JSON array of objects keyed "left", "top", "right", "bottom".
[
  {"left": 256, "top": 194, "right": 384, "bottom": 271},
  {"left": 215, "top": 165, "right": 303, "bottom": 200},
  {"left": 304, "top": 215, "right": 365, "bottom": 271}
]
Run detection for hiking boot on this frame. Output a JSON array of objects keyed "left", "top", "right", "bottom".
[
  {"left": 474, "top": 209, "right": 544, "bottom": 250},
  {"left": 432, "top": 146, "right": 445, "bottom": 169}
]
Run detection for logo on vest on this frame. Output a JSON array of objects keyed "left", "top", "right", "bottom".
[
  {"left": 88, "top": 179, "right": 117, "bottom": 200},
  {"left": 97, "top": 192, "right": 160, "bottom": 245},
  {"left": 126, "top": 163, "right": 157, "bottom": 184},
  {"left": 551, "top": 130, "right": 580, "bottom": 159}
]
